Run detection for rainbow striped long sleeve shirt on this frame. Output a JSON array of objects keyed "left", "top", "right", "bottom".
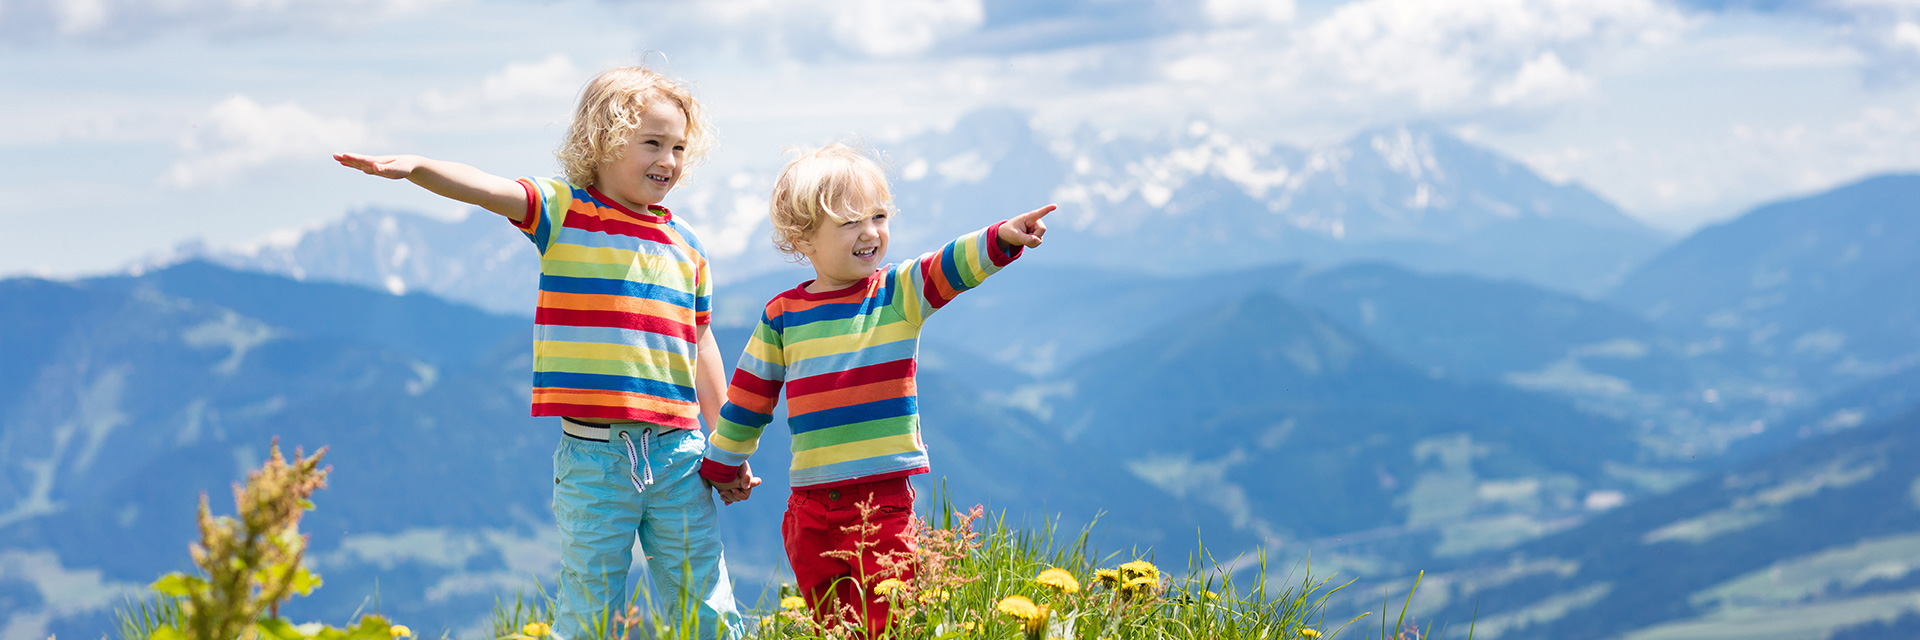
[
  {"left": 700, "top": 222, "right": 1021, "bottom": 488},
  {"left": 512, "top": 176, "right": 712, "bottom": 429}
]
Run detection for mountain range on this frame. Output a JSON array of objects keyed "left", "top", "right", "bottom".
[{"left": 161, "top": 110, "right": 1667, "bottom": 316}]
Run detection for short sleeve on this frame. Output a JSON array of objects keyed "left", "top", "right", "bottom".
[
  {"left": 694, "top": 255, "right": 713, "bottom": 326},
  {"left": 512, "top": 176, "right": 575, "bottom": 256}
]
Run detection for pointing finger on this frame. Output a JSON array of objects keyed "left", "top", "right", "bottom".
[{"left": 1019, "top": 205, "right": 1056, "bottom": 224}]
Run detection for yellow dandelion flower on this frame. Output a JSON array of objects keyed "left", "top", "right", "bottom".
[
  {"left": 780, "top": 596, "right": 806, "bottom": 611},
  {"left": 1095, "top": 568, "right": 1120, "bottom": 587},
  {"left": 998, "top": 595, "right": 1050, "bottom": 636},
  {"left": 997, "top": 595, "right": 1042, "bottom": 620},
  {"left": 1121, "top": 575, "right": 1160, "bottom": 596},
  {"left": 1034, "top": 568, "right": 1080, "bottom": 593},
  {"left": 522, "top": 622, "right": 551, "bottom": 638},
  {"left": 1300, "top": 629, "right": 1322, "bottom": 638},
  {"left": 918, "top": 588, "right": 951, "bottom": 603},
  {"left": 960, "top": 621, "right": 977, "bottom": 632},
  {"left": 1118, "top": 560, "right": 1160, "bottom": 581},
  {"left": 1206, "top": 590, "right": 1220, "bottom": 600},
  {"left": 874, "top": 578, "right": 906, "bottom": 596},
  {"left": 388, "top": 625, "right": 412, "bottom": 638}
]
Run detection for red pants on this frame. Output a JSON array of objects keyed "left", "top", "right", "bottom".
[{"left": 783, "top": 477, "right": 916, "bottom": 636}]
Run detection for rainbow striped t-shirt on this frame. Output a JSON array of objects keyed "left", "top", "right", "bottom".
[
  {"left": 700, "top": 222, "right": 1020, "bottom": 488},
  {"left": 512, "top": 176, "right": 712, "bottom": 429}
]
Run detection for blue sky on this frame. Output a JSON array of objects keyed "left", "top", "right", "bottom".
[{"left": 4, "top": 0, "right": 1917, "bottom": 277}]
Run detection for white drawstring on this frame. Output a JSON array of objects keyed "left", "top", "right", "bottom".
[{"left": 619, "top": 429, "right": 654, "bottom": 494}]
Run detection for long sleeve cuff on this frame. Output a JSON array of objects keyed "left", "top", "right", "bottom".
[
  {"left": 700, "top": 458, "right": 741, "bottom": 484},
  {"left": 986, "top": 221, "right": 1024, "bottom": 267}
]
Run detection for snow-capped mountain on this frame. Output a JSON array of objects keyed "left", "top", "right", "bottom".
[
  {"left": 883, "top": 110, "right": 1666, "bottom": 296},
  {"left": 159, "top": 110, "right": 1665, "bottom": 310},
  {"left": 148, "top": 208, "right": 541, "bottom": 316}
]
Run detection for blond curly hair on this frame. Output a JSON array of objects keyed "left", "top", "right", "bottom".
[
  {"left": 769, "top": 144, "right": 893, "bottom": 258},
  {"left": 557, "top": 66, "right": 712, "bottom": 188}
]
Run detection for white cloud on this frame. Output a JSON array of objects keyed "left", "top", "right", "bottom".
[
  {"left": 481, "top": 54, "right": 585, "bottom": 102},
  {"left": 829, "top": 0, "right": 985, "bottom": 56},
  {"left": 2, "top": 0, "right": 462, "bottom": 42},
  {"left": 1491, "top": 51, "right": 1592, "bottom": 106},
  {"left": 1203, "top": 0, "right": 1297, "bottom": 25},
  {"left": 1517, "top": 97, "right": 1920, "bottom": 228},
  {"left": 1285, "top": 0, "right": 1689, "bottom": 110},
  {"left": 54, "top": 0, "right": 110, "bottom": 35},
  {"left": 165, "top": 95, "right": 374, "bottom": 188},
  {"left": 628, "top": 0, "right": 985, "bottom": 59},
  {"left": 407, "top": 54, "right": 587, "bottom": 125},
  {"left": 1893, "top": 21, "right": 1920, "bottom": 54}
]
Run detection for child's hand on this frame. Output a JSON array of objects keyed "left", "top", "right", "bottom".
[
  {"left": 715, "top": 461, "right": 762, "bottom": 505},
  {"left": 334, "top": 152, "right": 421, "bottom": 180},
  {"left": 997, "top": 204, "right": 1055, "bottom": 248}
]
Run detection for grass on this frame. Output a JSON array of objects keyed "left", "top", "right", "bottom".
[
  {"left": 109, "top": 444, "right": 1446, "bottom": 640},
  {"left": 489, "top": 494, "right": 1441, "bottom": 640}
]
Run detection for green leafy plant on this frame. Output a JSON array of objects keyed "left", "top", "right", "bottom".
[{"left": 140, "top": 440, "right": 405, "bottom": 640}]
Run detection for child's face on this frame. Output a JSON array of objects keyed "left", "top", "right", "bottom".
[
  {"left": 593, "top": 100, "right": 689, "bottom": 211},
  {"left": 798, "top": 191, "right": 891, "bottom": 291}
]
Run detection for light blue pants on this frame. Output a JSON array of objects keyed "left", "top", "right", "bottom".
[{"left": 552, "top": 424, "right": 744, "bottom": 640}]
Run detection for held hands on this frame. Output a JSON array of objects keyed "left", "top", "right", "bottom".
[
  {"left": 997, "top": 204, "right": 1055, "bottom": 249},
  {"left": 713, "top": 461, "right": 762, "bottom": 505},
  {"left": 334, "top": 152, "right": 422, "bottom": 180}
]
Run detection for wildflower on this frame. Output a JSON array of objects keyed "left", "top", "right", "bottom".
[
  {"left": 781, "top": 596, "right": 806, "bottom": 611},
  {"left": 1094, "top": 568, "right": 1120, "bottom": 588},
  {"left": 1034, "top": 568, "right": 1080, "bottom": 594},
  {"left": 1300, "top": 629, "right": 1322, "bottom": 638},
  {"left": 997, "top": 595, "right": 1042, "bottom": 620},
  {"left": 1206, "top": 590, "right": 1220, "bottom": 600},
  {"left": 874, "top": 578, "right": 906, "bottom": 596},
  {"left": 1121, "top": 575, "right": 1160, "bottom": 597},
  {"left": 522, "top": 622, "right": 552, "bottom": 638},
  {"left": 918, "top": 588, "right": 951, "bottom": 603},
  {"left": 1118, "top": 560, "right": 1159, "bottom": 582},
  {"left": 997, "top": 595, "right": 1051, "bottom": 633},
  {"left": 388, "top": 625, "right": 412, "bottom": 638}
]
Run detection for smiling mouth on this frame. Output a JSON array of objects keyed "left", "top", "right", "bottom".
[
  {"left": 646, "top": 173, "right": 671, "bottom": 185},
  {"left": 854, "top": 247, "right": 877, "bottom": 259}
]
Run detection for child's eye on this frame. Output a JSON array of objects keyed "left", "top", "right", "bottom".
[{"left": 643, "top": 140, "right": 660, "bottom": 148}]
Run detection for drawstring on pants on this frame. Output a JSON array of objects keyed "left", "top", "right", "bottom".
[{"left": 619, "top": 430, "right": 654, "bottom": 494}]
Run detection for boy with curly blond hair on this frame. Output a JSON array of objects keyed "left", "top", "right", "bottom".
[
  {"left": 700, "top": 143, "right": 1053, "bottom": 634},
  {"left": 336, "top": 66, "right": 749, "bottom": 640}
]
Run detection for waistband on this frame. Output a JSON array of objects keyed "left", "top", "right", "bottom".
[
  {"left": 561, "top": 417, "right": 690, "bottom": 442},
  {"left": 789, "top": 476, "right": 914, "bottom": 506}
]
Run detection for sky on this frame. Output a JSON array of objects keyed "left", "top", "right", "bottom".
[{"left": 5, "top": 0, "right": 1920, "bottom": 278}]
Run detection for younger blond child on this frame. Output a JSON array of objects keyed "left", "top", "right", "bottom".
[
  {"left": 700, "top": 144, "right": 1052, "bottom": 634},
  {"left": 335, "top": 66, "right": 751, "bottom": 640}
]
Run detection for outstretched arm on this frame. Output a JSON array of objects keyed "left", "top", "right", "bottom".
[
  {"left": 895, "top": 203, "right": 1056, "bottom": 325},
  {"left": 334, "top": 153, "right": 528, "bottom": 223}
]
